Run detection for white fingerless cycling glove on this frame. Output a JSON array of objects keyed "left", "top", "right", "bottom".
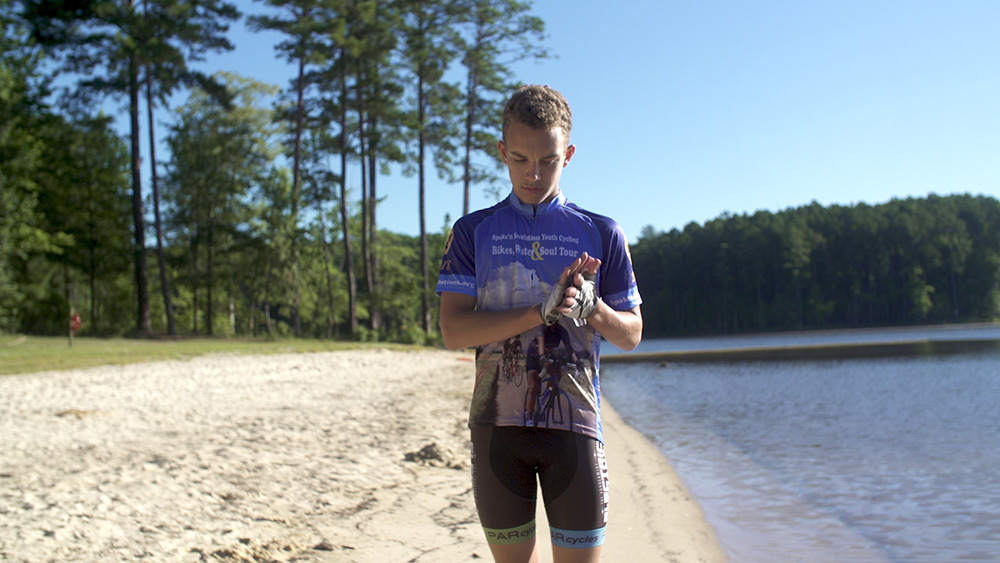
[
  {"left": 540, "top": 281, "right": 568, "bottom": 326},
  {"left": 540, "top": 272, "right": 598, "bottom": 326},
  {"left": 564, "top": 272, "right": 598, "bottom": 319}
]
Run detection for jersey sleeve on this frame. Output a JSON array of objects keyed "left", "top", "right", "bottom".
[
  {"left": 435, "top": 215, "right": 478, "bottom": 297},
  {"left": 598, "top": 219, "right": 642, "bottom": 311}
]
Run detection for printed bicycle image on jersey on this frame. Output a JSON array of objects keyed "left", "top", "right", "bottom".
[{"left": 475, "top": 320, "right": 597, "bottom": 435}]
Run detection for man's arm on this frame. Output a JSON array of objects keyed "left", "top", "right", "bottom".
[
  {"left": 560, "top": 251, "right": 643, "bottom": 351},
  {"left": 439, "top": 250, "right": 642, "bottom": 350},
  {"left": 587, "top": 303, "right": 643, "bottom": 351},
  {"left": 439, "top": 292, "right": 543, "bottom": 350},
  {"left": 439, "top": 253, "right": 596, "bottom": 350}
]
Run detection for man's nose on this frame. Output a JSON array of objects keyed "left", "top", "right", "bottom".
[{"left": 526, "top": 163, "right": 540, "bottom": 181}]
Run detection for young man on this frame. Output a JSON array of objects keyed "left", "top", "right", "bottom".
[{"left": 437, "top": 84, "right": 643, "bottom": 563}]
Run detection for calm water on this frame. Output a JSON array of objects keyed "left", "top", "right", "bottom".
[
  {"left": 605, "top": 322, "right": 1000, "bottom": 355},
  {"left": 601, "top": 325, "right": 1000, "bottom": 563}
]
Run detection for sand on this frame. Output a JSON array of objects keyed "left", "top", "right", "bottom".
[{"left": 0, "top": 349, "right": 725, "bottom": 563}]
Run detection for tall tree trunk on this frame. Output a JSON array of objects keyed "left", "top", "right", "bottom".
[
  {"left": 263, "top": 249, "right": 275, "bottom": 339},
  {"left": 318, "top": 203, "right": 337, "bottom": 338},
  {"left": 264, "top": 302, "right": 274, "bottom": 338},
  {"left": 355, "top": 89, "right": 375, "bottom": 330},
  {"left": 191, "top": 233, "right": 199, "bottom": 334},
  {"left": 65, "top": 266, "right": 74, "bottom": 346},
  {"left": 228, "top": 291, "right": 235, "bottom": 335},
  {"left": 145, "top": 67, "right": 176, "bottom": 335},
  {"left": 356, "top": 71, "right": 374, "bottom": 332},
  {"left": 289, "top": 53, "right": 306, "bottom": 337},
  {"left": 128, "top": 53, "right": 152, "bottom": 335},
  {"left": 340, "top": 69, "right": 358, "bottom": 334},
  {"left": 462, "top": 70, "right": 478, "bottom": 216},
  {"left": 418, "top": 74, "right": 431, "bottom": 335},
  {"left": 367, "top": 115, "right": 380, "bottom": 332},
  {"left": 206, "top": 220, "right": 214, "bottom": 336},
  {"left": 85, "top": 173, "right": 98, "bottom": 332},
  {"left": 88, "top": 246, "right": 97, "bottom": 333}
]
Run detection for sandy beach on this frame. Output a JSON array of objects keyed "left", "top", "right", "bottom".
[{"left": 0, "top": 349, "right": 724, "bottom": 562}]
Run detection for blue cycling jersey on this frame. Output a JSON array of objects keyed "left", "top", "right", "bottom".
[{"left": 436, "top": 192, "right": 642, "bottom": 442}]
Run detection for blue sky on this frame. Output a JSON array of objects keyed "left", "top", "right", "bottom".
[{"left": 186, "top": 0, "right": 999, "bottom": 242}]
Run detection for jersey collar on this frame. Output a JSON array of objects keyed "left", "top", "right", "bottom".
[{"left": 507, "top": 191, "right": 567, "bottom": 217}]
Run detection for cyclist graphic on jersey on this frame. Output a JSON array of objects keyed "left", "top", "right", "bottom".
[
  {"left": 499, "top": 334, "right": 523, "bottom": 386},
  {"left": 524, "top": 322, "right": 587, "bottom": 426}
]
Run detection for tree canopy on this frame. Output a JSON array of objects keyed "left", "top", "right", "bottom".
[
  {"left": 1, "top": 0, "right": 545, "bottom": 342},
  {"left": 631, "top": 194, "right": 1000, "bottom": 336},
  {"left": 4, "top": 2, "right": 996, "bottom": 343}
]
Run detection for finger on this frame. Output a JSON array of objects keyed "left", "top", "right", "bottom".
[
  {"left": 570, "top": 253, "right": 598, "bottom": 280},
  {"left": 562, "top": 286, "right": 579, "bottom": 308},
  {"left": 583, "top": 256, "right": 602, "bottom": 275},
  {"left": 558, "top": 257, "right": 582, "bottom": 285},
  {"left": 554, "top": 288, "right": 573, "bottom": 312},
  {"left": 562, "top": 252, "right": 591, "bottom": 283},
  {"left": 570, "top": 253, "right": 589, "bottom": 277}
]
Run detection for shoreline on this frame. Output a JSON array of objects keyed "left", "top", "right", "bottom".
[
  {"left": 0, "top": 349, "right": 725, "bottom": 562},
  {"left": 604, "top": 337, "right": 1000, "bottom": 363}
]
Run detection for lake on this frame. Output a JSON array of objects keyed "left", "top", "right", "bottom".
[{"left": 601, "top": 324, "right": 1000, "bottom": 562}]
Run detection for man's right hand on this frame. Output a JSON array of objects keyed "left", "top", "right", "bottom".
[
  {"left": 540, "top": 280, "right": 570, "bottom": 325},
  {"left": 539, "top": 252, "right": 602, "bottom": 325}
]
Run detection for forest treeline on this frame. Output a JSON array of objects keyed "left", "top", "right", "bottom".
[
  {"left": 631, "top": 194, "right": 1000, "bottom": 336},
  {"left": 1, "top": 0, "right": 547, "bottom": 342},
  {"left": 4, "top": 4, "right": 997, "bottom": 343}
]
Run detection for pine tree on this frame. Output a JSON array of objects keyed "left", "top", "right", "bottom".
[
  {"left": 398, "top": 0, "right": 462, "bottom": 335},
  {"left": 20, "top": 0, "right": 238, "bottom": 335},
  {"left": 456, "top": 0, "right": 547, "bottom": 214}
]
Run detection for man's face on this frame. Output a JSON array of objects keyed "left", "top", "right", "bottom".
[{"left": 498, "top": 121, "right": 575, "bottom": 207}]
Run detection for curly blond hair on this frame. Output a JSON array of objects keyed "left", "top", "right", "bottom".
[{"left": 502, "top": 84, "right": 572, "bottom": 143}]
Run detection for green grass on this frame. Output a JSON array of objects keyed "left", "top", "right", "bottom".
[{"left": 0, "top": 335, "right": 430, "bottom": 376}]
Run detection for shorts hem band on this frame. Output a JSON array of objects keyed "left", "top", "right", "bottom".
[
  {"left": 550, "top": 526, "right": 606, "bottom": 549},
  {"left": 483, "top": 520, "right": 536, "bottom": 545}
]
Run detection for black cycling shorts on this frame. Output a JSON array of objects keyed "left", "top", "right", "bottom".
[{"left": 470, "top": 425, "right": 609, "bottom": 549}]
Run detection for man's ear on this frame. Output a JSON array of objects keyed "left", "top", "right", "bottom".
[
  {"left": 563, "top": 144, "right": 576, "bottom": 166},
  {"left": 497, "top": 139, "right": 508, "bottom": 164}
]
